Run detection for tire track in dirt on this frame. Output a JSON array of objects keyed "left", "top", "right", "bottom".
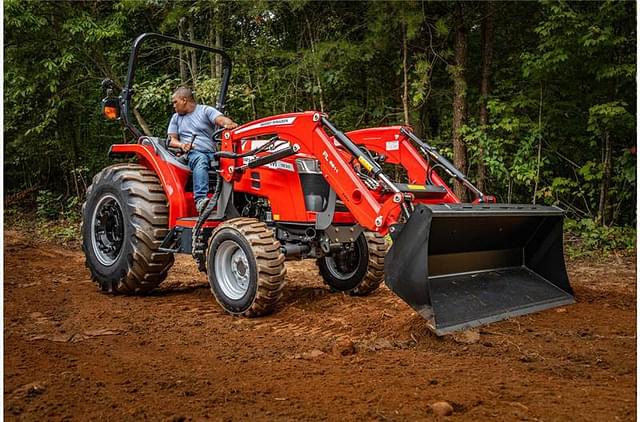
[{"left": 4, "top": 229, "right": 636, "bottom": 421}]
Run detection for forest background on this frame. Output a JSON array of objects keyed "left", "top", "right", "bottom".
[{"left": 3, "top": 0, "right": 637, "bottom": 255}]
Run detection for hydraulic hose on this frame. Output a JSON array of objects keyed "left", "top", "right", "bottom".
[
  {"left": 191, "top": 174, "right": 224, "bottom": 267},
  {"left": 321, "top": 117, "right": 382, "bottom": 176},
  {"left": 400, "top": 127, "right": 485, "bottom": 202}
]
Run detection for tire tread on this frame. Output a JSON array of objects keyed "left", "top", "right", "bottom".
[
  {"left": 82, "top": 163, "right": 174, "bottom": 294},
  {"left": 209, "top": 218, "right": 286, "bottom": 317}
]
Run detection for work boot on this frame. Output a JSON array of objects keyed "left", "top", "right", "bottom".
[{"left": 196, "top": 197, "right": 210, "bottom": 214}]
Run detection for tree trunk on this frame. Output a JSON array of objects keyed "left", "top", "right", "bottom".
[
  {"left": 178, "top": 19, "right": 187, "bottom": 84},
  {"left": 532, "top": 83, "right": 543, "bottom": 204},
  {"left": 188, "top": 19, "right": 198, "bottom": 88},
  {"left": 246, "top": 64, "right": 258, "bottom": 120},
  {"left": 215, "top": 28, "right": 223, "bottom": 77},
  {"left": 402, "top": 21, "right": 410, "bottom": 126},
  {"left": 597, "top": 131, "right": 612, "bottom": 225},
  {"left": 415, "top": 101, "right": 429, "bottom": 138},
  {"left": 209, "top": 15, "right": 215, "bottom": 80},
  {"left": 451, "top": 3, "right": 468, "bottom": 201},
  {"left": 209, "top": 3, "right": 223, "bottom": 80},
  {"left": 477, "top": 0, "right": 495, "bottom": 193},
  {"left": 133, "top": 108, "right": 152, "bottom": 136}
]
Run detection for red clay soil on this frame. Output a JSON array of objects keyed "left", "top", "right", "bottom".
[{"left": 4, "top": 229, "right": 636, "bottom": 421}]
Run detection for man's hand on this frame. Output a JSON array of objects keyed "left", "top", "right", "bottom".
[
  {"left": 168, "top": 134, "right": 192, "bottom": 153},
  {"left": 215, "top": 115, "right": 238, "bottom": 130}
]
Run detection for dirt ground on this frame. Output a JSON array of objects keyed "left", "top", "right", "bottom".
[{"left": 3, "top": 229, "right": 636, "bottom": 421}]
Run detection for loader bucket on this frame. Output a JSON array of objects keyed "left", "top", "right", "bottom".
[{"left": 384, "top": 204, "right": 574, "bottom": 335}]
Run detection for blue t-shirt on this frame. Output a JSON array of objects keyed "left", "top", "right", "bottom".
[{"left": 167, "top": 104, "right": 222, "bottom": 152}]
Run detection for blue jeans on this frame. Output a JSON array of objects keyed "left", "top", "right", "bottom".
[{"left": 187, "top": 150, "right": 215, "bottom": 202}]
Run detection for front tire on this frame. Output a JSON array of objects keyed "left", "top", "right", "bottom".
[
  {"left": 207, "top": 218, "right": 286, "bottom": 317},
  {"left": 317, "top": 231, "right": 388, "bottom": 295},
  {"left": 81, "top": 164, "right": 174, "bottom": 293}
]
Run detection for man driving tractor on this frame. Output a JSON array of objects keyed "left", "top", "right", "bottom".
[{"left": 167, "top": 87, "right": 238, "bottom": 213}]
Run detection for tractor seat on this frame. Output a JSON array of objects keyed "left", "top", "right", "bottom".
[
  {"left": 140, "top": 137, "right": 191, "bottom": 171},
  {"left": 140, "top": 137, "right": 218, "bottom": 171}
]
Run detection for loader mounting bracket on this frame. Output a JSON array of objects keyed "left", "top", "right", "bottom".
[{"left": 315, "top": 188, "right": 337, "bottom": 230}]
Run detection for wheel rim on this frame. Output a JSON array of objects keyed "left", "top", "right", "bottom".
[
  {"left": 325, "top": 245, "right": 362, "bottom": 280},
  {"left": 215, "top": 240, "right": 251, "bottom": 300},
  {"left": 91, "top": 193, "right": 125, "bottom": 266}
]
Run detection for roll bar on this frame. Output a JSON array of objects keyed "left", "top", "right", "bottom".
[{"left": 120, "top": 32, "right": 233, "bottom": 139}]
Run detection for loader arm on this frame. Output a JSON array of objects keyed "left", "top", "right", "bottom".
[{"left": 220, "top": 111, "right": 404, "bottom": 233}]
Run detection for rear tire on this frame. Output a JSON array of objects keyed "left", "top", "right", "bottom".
[
  {"left": 317, "top": 231, "right": 388, "bottom": 295},
  {"left": 81, "top": 163, "right": 174, "bottom": 293},
  {"left": 207, "top": 218, "right": 286, "bottom": 317}
]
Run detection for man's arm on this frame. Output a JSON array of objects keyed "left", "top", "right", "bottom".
[
  {"left": 215, "top": 115, "right": 238, "bottom": 130},
  {"left": 167, "top": 113, "right": 191, "bottom": 153},
  {"left": 168, "top": 133, "right": 191, "bottom": 153}
]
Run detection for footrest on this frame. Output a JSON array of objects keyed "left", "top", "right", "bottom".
[{"left": 159, "top": 227, "right": 183, "bottom": 253}]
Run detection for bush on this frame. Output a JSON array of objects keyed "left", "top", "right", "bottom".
[
  {"left": 36, "top": 190, "right": 81, "bottom": 222},
  {"left": 36, "top": 189, "right": 62, "bottom": 220},
  {"left": 564, "top": 218, "right": 636, "bottom": 258}
]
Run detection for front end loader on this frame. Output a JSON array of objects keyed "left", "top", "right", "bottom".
[
  {"left": 342, "top": 126, "right": 574, "bottom": 334},
  {"left": 84, "top": 33, "right": 574, "bottom": 335}
]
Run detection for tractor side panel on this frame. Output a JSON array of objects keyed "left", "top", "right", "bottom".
[
  {"left": 233, "top": 156, "right": 309, "bottom": 222},
  {"left": 232, "top": 143, "right": 356, "bottom": 224}
]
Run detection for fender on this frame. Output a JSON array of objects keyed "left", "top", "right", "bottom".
[{"left": 109, "top": 143, "right": 191, "bottom": 227}]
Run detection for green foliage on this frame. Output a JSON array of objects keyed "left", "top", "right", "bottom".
[
  {"left": 38, "top": 218, "right": 82, "bottom": 245},
  {"left": 564, "top": 218, "right": 636, "bottom": 258},
  {"left": 36, "top": 190, "right": 63, "bottom": 220},
  {"left": 587, "top": 101, "right": 634, "bottom": 135},
  {"left": 6, "top": 204, "right": 82, "bottom": 245},
  {"left": 4, "top": 0, "right": 635, "bottom": 251},
  {"left": 36, "top": 190, "right": 81, "bottom": 221}
]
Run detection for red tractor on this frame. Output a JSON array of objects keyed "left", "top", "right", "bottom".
[{"left": 84, "top": 33, "right": 574, "bottom": 335}]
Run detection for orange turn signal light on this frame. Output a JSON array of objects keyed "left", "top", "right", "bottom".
[
  {"left": 103, "top": 105, "right": 118, "bottom": 120},
  {"left": 101, "top": 97, "right": 120, "bottom": 121}
]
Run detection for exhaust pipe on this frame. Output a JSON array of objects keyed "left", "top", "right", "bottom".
[{"left": 384, "top": 203, "right": 574, "bottom": 335}]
